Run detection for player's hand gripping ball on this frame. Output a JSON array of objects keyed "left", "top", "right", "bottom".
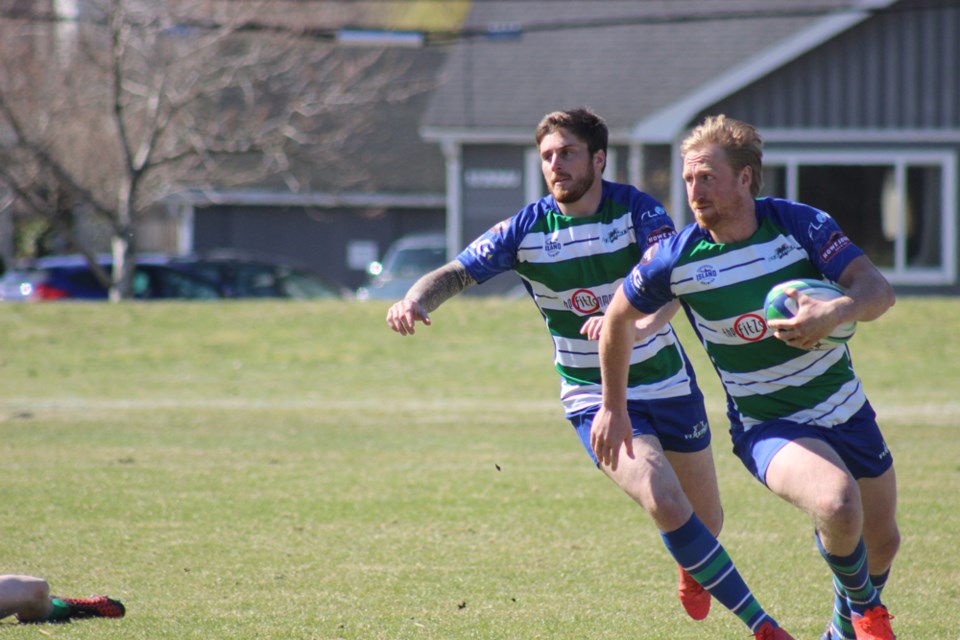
[{"left": 764, "top": 278, "right": 857, "bottom": 350}]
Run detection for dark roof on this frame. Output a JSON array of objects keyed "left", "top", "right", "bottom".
[
  {"left": 290, "top": 47, "right": 448, "bottom": 194},
  {"left": 422, "top": 0, "right": 893, "bottom": 142}
]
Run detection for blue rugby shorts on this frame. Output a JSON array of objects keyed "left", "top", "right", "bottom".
[
  {"left": 568, "top": 394, "right": 712, "bottom": 466},
  {"left": 732, "top": 400, "right": 893, "bottom": 484}
]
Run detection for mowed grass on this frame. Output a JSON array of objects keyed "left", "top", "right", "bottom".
[{"left": 0, "top": 297, "right": 957, "bottom": 639}]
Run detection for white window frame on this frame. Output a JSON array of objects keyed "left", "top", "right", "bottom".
[{"left": 764, "top": 149, "right": 957, "bottom": 286}]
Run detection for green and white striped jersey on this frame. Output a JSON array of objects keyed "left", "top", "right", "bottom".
[
  {"left": 623, "top": 197, "right": 867, "bottom": 431},
  {"left": 458, "top": 181, "right": 699, "bottom": 415}
]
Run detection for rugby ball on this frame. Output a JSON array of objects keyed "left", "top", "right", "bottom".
[{"left": 764, "top": 279, "right": 856, "bottom": 350}]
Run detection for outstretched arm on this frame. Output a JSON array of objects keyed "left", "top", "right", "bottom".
[
  {"left": 386, "top": 260, "right": 477, "bottom": 336},
  {"left": 590, "top": 288, "right": 649, "bottom": 470}
]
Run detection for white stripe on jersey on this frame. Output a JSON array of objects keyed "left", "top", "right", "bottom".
[
  {"left": 561, "top": 367, "right": 694, "bottom": 414},
  {"left": 671, "top": 234, "right": 808, "bottom": 296},
  {"left": 687, "top": 307, "right": 769, "bottom": 346},
  {"left": 534, "top": 280, "right": 624, "bottom": 316},
  {"left": 554, "top": 329, "right": 677, "bottom": 369},
  {"left": 739, "top": 377, "right": 866, "bottom": 430},
  {"left": 516, "top": 214, "right": 635, "bottom": 265},
  {"left": 719, "top": 346, "right": 849, "bottom": 398}
]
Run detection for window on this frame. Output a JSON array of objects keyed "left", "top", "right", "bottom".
[{"left": 762, "top": 151, "right": 956, "bottom": 285}]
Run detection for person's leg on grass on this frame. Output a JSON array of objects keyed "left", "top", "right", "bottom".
[
  {"left": 764, "top": 439, "right": 894, "bottom": 640},
  {"left": 819, "top": 466, "right": 900, "bottom": 640},
  {"left": 666, "top": 447, "right": 722, "bottom": 621},
  {"left": 0, "top": 575, "right": 53, "bottom": 622},
  {"left": 604, "top": 435, "right": 792, "bottom": 637}
]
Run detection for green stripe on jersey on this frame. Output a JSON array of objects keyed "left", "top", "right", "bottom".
[
  {"left": 708, "top": 336, "right": 801, "bottom": 374},
  {"left": 676, "top": 215, "right": 783, "bottom": 268},
  {"left": 670, "top": 212, "right": 862, "bottom": 426},
  {"left": 520, "top": 243, "right": 640, "bottom": 293},
  {"left": 732, "top": 356, "right": 857, "bottom": 421},
  {"left": 557, "top": 345, "right": 683, "bottom": 387},
  {"left": 547, "top": 310, "right": 596, "bottom": 338},
  {"left": 529, "top": 200, "right": 632, "bottom": 233},
  {"left": 683, "top": 262, "right": 822, "bottom": 321}
]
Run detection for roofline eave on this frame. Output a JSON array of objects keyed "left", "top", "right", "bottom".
[
  {"left": 630, "top": 0, "right": 898, "bottom": 144},
  {"left": 170, "top": 188, "right": 446, "bottom": 209},
  {"left": 420, "top": 125, "right": 636, "bottom": 146}
]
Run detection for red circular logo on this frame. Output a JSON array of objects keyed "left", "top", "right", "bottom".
[
  {"left": 734, "top": 313, "right": 768, "bottom": 341},
  {"left": 571, "top": 289, "right": 600, "bottom": 314}
]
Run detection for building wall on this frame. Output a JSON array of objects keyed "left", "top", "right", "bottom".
[
  {"left": 191, "top": 205, "right": 444, "bottom": 290},
  {"left": 711, "top": 3, "right": 960, "bottom": 129},
  {"left": 460, "top": 145, "right": 527, "bottom": 242},
  {"left": 699, "top": 2, "right": 960, "bottom": 292}
]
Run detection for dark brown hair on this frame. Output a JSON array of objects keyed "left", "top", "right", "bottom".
[{"left": 535, "top": 107, "right": 608, "bottom": 161}]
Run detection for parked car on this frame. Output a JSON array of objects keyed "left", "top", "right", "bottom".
[
  {"left": 0, "top": 254, "right": 224, "bottom": 301},
  {"left": 355, "top": 232, "right": 448, "bottom": 300},
  {"left": 167, "top": 252, "right": 346, "bottom": 299},
  {"left": 0, "top": 252, "right": 345, "bottom": 301},
  {"left": 354, "top": 231, "right": 523, "bottom": 300}
]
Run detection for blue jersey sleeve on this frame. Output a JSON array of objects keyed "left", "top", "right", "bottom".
[
  {"left": 629, "top": 195, "right": 677, "bottom": 250},
  {"left": 760, "top": 198, "right": 864, "bottom": 283},
  {"left": 622, "top": 239, "right": 677, "bottom": 315},
  {"left": 456, "top": 215, "right": 524, "bottom": 284}
]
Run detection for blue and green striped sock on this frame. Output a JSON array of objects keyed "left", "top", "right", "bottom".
[
  {"left": 815, "top": 532, "right": 881, "bottom": 619},
  {"left": 662, "top": 514, "right": 774, "bottom": 633},
  {"left": 825, "top": 570, "right": 890, "bottom": 639},
  {"left": 828, "top": 574, "right": 856, "bottom": 639}
]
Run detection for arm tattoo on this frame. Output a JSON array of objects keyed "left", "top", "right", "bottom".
[{"left": 406, "top": 260, "right": 477, "bottom": 312}]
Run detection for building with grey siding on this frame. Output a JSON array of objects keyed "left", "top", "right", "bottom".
[{"left": 422, "top": 0, "right": 959, "bottom": 293}]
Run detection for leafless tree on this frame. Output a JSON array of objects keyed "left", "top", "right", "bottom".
[{"left": 0, "top": 0, "right": 435, "bottom": 299}]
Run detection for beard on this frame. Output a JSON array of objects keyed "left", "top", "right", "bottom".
[
  {"left": 692, "top": 206, "right": 718, "bottom": 228},
  {"left": 550, "top": 168, "right": 597, "bottom": 204}
]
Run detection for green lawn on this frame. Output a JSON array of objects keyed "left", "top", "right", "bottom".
[{"left": 0, "top": 297, "right": 956, "bottom": 639}]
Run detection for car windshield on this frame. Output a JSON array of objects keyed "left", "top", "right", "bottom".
[
  {"left": 280, "top": 269, "right": 340, "bottom": 299},
  {"left": 385, "top": 247, "right": 446, "bottom": 275}
]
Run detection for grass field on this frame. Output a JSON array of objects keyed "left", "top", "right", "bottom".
[{"left": 0, "top": 297, "right": 957, "bottom": 639}]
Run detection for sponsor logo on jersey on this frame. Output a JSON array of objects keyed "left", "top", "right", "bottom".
[
  {"left": 604, "top": 227, "right": 629, "bottom": 245},
  {"left": 819, "top": 231, "right": 852, "bottom": 262},
  {"left": 731, "top": 313, "right": 768, "bottom": 341},
  {"left": 640, "top": 243, "right": 659, "bottom": 265},
  {"left": 630, "top": 267, "right": 644, "bottom": 290},
  {"left": 695, "top": 264, "right": 718, "bottom": 285},
  {"left": 646, "top": 225, "right": 675, "bottom": 245},
  {"left": 807, "top": 211, "right": 834, "bottom": 240},
  {"left": 640, "top": 206, "right": 668, "bottom": 221},
  {"left": 473, "top": 238, "right": 496, "bottom": 261},
  {"left": 684, "top": 420, "right": 709, "bottom": 440},
  {"left": 768, "top": 242, "right": 797, "bottom": 261},
  {"left": 566, "top": 288, "right": 611, "bottom": 314},
  {"left": 544, "top": 237, "right": 563, "bottom": 257},
  {"left": 691, "top": 239, "right": 718, "bottom": 256}
]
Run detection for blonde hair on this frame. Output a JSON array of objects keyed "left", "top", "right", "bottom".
[{"left": 681, "top": 115, "right": 764, "bottom": 197}]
